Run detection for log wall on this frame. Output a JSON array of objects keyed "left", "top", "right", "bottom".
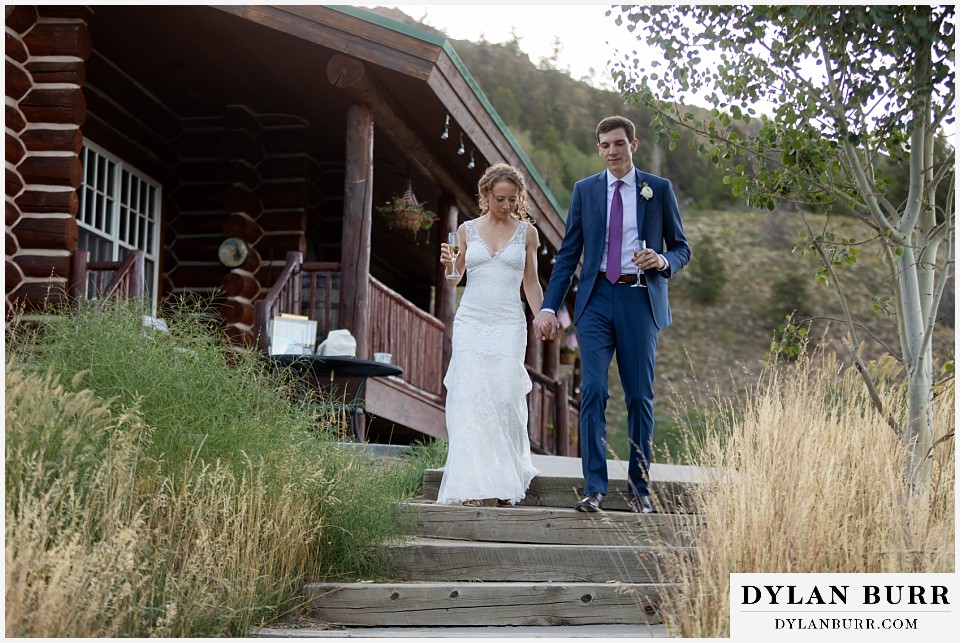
[
  {"left": 7, "top": 4, "right": 181, "bottom": 316},
  {"left": 167, "top": 106, "right": 321, "bottom": 346},
  {"left": 5, "top": 6, "right": 90, "bottom": 314},
  {"left": 4, "top": 4, "right": 332, "bottom": 340}
]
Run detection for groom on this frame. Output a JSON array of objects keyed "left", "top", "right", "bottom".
[{"left": 535, "top": 115, "right": 690, "bottom": 514}]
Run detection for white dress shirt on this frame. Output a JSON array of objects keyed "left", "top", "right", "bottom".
[{"left": 601, "top": 169, "right": 640, "bottom": 275}]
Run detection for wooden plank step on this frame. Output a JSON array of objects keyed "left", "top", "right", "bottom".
[
  {"left": 256, "top": 623, "right": 668, "bottom": 637},
  {"left": 402, "top": 502, "right": 702, "bottom": 546},
  {"left": 304, "top": 581, "right": 670, "bottom": 626},
  {"left": 387, "top": 538, "right": 673, "bottom": 583},
  {"left": 421, "top": 469, "right": 697, "bottom": 513}
]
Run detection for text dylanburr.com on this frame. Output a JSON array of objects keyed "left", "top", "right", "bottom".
[{"left": 730, "top": 573, "right": 957, "bottom": 641}]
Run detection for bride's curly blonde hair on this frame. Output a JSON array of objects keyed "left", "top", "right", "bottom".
[{"left": 476, "top": 163, "right": 535, "bottom": 224}]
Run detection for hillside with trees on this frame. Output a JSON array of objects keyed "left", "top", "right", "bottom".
[
  {"left": 452, "top": 37, "right": 742, "bottom": 212},
  {"left": 374, "top": 6, "right": 738, "bottom": 211}
]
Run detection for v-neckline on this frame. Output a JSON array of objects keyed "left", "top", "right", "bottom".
[{"left": 474, "top": 218, "right": 521, "bottom": 256}]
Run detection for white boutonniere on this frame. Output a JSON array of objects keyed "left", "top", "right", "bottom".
[{"left": 640, "top": 182, "right": 653, "bottom": 201}]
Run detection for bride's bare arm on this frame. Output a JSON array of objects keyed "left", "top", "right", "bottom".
[{"left": 522, "top": 223, "right": 544, "bottom": 315}]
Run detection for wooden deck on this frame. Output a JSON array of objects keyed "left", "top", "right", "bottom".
[
  {"left": 364, "top": 375, "right": 446, "bottom": 440},
  {"left": 254, "top": 256, "right": 581, "bottom": 451}
]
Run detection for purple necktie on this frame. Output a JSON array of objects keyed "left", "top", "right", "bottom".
[{"left": 606, "top": 179, "right": 624, "bottom": 284}]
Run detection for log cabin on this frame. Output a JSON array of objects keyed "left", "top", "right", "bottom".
[{"left": 5, "top": 4, "right": 581, "bottom": 455}]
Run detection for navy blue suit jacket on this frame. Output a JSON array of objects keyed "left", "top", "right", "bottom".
[{"left": 543, "top": 168, "right": 690, "bottom": 329}]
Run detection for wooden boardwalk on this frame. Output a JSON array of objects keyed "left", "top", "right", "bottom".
[
  {"left": 256, "top": 453, "right": 706, "bottom": 636},
  {"left": 423, "top": 454, "right": 712, "bottom": 513}
]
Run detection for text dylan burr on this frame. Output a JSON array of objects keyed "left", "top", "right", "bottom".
[{"left": 742, "top": 585, "right": 949, "bottom": 606}]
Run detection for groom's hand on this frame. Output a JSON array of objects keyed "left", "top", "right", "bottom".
[{"left": 533, "top": 310, "right": 560, "bottom": 340}]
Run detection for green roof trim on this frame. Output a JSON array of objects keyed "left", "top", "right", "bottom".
[
  {"left": 329, "top": 4, "right": 448, "bottom": 46},
  {"left": 328, "top": 5, "right": 565, "bottom": 219}
]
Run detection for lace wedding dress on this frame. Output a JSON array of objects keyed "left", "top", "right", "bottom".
[{"left": 437, "top": 219, "right": 540, "bottom": 505}]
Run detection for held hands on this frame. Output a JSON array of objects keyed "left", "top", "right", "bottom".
[{"left": 533, "top": 310, "right": 560, "bottom": 341}]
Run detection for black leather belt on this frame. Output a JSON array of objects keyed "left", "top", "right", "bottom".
[{"left": 599, "top": 271, "right": 646, "bottom": 286}]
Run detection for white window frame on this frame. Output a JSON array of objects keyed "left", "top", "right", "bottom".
[{"left": 77, "top": 139, "right": 161, "bottom": 314}]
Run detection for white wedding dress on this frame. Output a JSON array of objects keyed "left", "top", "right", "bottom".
[{"left": 437, "top": 219, "right": 540, "bottom": 505}]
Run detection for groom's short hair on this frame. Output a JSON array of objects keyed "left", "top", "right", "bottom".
[{"left": 596, "top": 115, "right": 636, "bottom": 143}]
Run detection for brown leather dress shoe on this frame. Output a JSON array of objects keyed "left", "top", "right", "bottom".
[
  {"left": 629, "top": 495, "right": 654, "bottom": 514},
  {"left": 575, "top": 492, "right": 604, "bottom": 512}
]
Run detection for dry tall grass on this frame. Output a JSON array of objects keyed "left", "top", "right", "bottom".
[
  {"left": 5, "top": 301, "right": 440, "bottom": 636},
  {"left": 4, "top": 359, "right": 326, "bottom": 637},
  {"left": 659, "top": 354, "right": 955, "bottom": 638}
]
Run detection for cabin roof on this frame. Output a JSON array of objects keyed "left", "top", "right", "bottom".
[
  {"left": 329, "top": 5, "right": 563, "bottom": 220},
  {"left": 82, "top": 4, "right": 572, "bottom": 287}
]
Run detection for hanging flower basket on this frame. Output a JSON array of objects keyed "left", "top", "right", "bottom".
[
  {"left": 381, "top": 205, "right": 432, "bottom": 232},
  {"left": 376, "top": 186, "right": 438, "bottom": 238}
]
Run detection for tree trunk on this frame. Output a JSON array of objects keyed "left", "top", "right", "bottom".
[
  {"left": 649, "top": 140, "right": 662, "bottom": 176},
  {"left": 898, "top": 249, "right": 935, "bottom": 487},
  {"left": 899, "top": 45, "right": 940, "bottom": 489},
  {"left": 905, "top": 355, "right": 934, "bottom": 487}
]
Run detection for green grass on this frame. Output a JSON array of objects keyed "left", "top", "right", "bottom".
[
  {"left": 603, "top": 408, "right": 727, "bottom": 466},
  {"left": 14, "top": 298, "right": 323, "bottom": 480},
  {"left": 5, "top": 299, "right": 440, "bottom": 636},
  {"left": 394, "top": 439, "right": 450, "bottom": 496}
]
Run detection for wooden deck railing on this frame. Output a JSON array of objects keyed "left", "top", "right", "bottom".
[
  {"left": 252, "top": 253, "right": 445, "bottom": 396},
  {"left": 69, "top": 249, "right": 144, "bottom": 305},
  {"left": 527, "top": 368, "right": 579, "bottom": 457},
  {"left": 253, "top": 251, "right": 340, "bottom": 352},
  {"left": 251, "top": 250, "right": 578, "bottom": 455},
  {"left": 368, "top": 276, "right": 445, "bottom": 397}
]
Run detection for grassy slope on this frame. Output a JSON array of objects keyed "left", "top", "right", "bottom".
[
  {"left": 4, "top": 303, "right": 448, "bottom": 637},
  {"left": 600, "top": 208, "right": 955, "bottom": 463}
]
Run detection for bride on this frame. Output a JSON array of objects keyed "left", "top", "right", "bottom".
[{"left": 436, "top": 163, "right": 544, "bottom": 507}]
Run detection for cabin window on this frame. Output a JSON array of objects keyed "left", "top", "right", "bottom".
[{"left": 77, "top": 140, "right": 161, "bottom": 312}]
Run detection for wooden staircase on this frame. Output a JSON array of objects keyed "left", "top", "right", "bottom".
[{"left": 275, "top": 460, "right": 704, "bottom": 632}]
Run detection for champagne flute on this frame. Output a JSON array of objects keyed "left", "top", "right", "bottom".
[
  {"left": 631, "top": 239, "right": 647, "bottom": 288},
  {"left": 446, "top": 232, "right": 461, "bottom": 280}
]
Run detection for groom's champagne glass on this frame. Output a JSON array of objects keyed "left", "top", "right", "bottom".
[
  {"left": 446, "top": 232, "right": 461, "bottom": 280},
  {"left": 631, "top": 240, "right": 647, "bottom": 288}
]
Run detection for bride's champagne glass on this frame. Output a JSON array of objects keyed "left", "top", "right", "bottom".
[
  {"left": 446, "top": 232, "right": 461, "bottom": 280},
  {"left": 632, "top": 240, "right": 647, "bottom": 288}
]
